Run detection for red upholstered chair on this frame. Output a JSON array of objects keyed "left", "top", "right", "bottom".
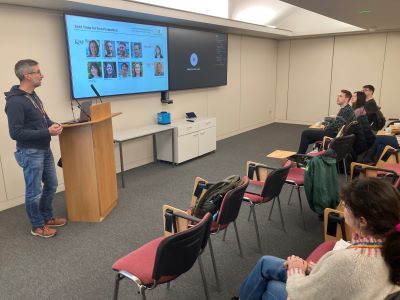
[
  {"left": 206, "top": 176, "right": 249, "bottom": 291},
  {"left": 112, "top": 212, "right": 213, "bottom": 300},
  {"left": 283, "top": 159, "right": 306, "bottom": 229},
  {"left": 351, "top": 163, "right": 400, "bottom": 189},
  {"left": 243, "top": 162, "right": 290, "bottom": 252},
  {"left": 186, "top": 176, "right": 250, "bottom": 291},
  {"left": 306, "top": 240, "right": 336, "bottom": 263}
]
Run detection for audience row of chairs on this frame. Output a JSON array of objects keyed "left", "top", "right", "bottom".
[{"left": 111, "top": 145, "right": 400, "bottom": 300}]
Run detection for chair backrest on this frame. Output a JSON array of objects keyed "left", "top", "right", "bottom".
[
  {"left": 377, "top": 145, "right": 400, "bottom": 166},
  {"left": 328, "top": 134, "right": 356, "bottom": 161},
  {"left": 261, "top": 165, "right": 290, "bottom": 199},
  {"left": 343, "top": 121, "right": 358, "bottom": 136},
  {"left": 152, "top": 213, "right": 212, "bottom": 281},
  {"left": 216, "top": 176, "right": 249, "bottom": 226}
]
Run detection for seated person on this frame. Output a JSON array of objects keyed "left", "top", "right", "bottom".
[
  {"left": 363, "top": 84, "right": 386, "bottom": 131},
  {"left": 237, "top": 177, "right": 400, "bottom": 300},
  {"left": 351, "top": 91, "right": 375, "bottom": 157},
  {"left": 351, "top": 92, "right": 375, "bottom": 147},
  {"left": 297, "top": 90, "right": 356, "bottom": 154}
]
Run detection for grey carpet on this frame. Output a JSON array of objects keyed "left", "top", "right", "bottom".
[{"left": 0, "top": 122, "right": 329, "bottom": 300}]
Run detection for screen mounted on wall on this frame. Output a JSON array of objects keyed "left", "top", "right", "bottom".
[
  {"left": 64, "top": 14, "right": 168, "bottom": 99},
  {"left": 168, "top": 27, "right": 228, "bottom": 91}
]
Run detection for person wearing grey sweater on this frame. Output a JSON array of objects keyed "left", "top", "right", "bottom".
[{"left": 238, "top": 178, "right": 400, "bottom": 300}]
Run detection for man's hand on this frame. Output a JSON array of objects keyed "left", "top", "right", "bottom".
[{"left": 49, "top": 123, "right": 63, "bottom": 136}]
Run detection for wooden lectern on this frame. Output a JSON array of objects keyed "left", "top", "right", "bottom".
[{"left": 59, "top": 102, "right": 120, "bottom": 222}]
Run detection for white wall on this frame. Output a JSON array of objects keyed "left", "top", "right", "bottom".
[
  {"left": 277, "top": 33, "right": 400, "bottom": 124},
  {"left": 0, "top": 4, "right": 277, "bottom": 211}
]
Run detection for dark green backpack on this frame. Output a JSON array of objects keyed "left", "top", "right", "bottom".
[{"left": 192, "top": 175, "right": 241, "bottom": 218}]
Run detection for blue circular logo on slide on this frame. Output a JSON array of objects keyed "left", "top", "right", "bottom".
[{"left": 190, "top": 53, "right": 198, "bottom": 66}]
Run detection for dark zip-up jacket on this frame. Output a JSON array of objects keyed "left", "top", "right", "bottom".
[{"left": 5, "top": 85, "right": 53, "bottom": 149}]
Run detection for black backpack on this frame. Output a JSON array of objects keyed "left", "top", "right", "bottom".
[
  {"left": 192, "top": 175, "right": 241, "bottom": 218},
  {"left": 374, "top": 108, "right": 386, "bottom": 131}
]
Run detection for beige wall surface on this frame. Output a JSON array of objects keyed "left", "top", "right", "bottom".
[
  {"left": 278, "top": 33, "right": 399, "bottom": 124},
  {"left": 275, "top": 40, "right": 290, "bottom": 121},
  {"left": 380, "top": 32, "right": 400, "bottom": 119},
  {"left": 329, "top": 33, "right": 386, "bottom": 115},
  {"left": 0, "top": 4, "right": 277, "bottom": 211},
  {"left": 240, "top": 36, "right": 277, "bottom": 130},
  {"left": 287, "top": 37, "right": 334, "bottom": 123}
]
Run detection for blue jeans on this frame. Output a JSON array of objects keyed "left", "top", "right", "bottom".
[
  {"left": 14, "top": 148, "right": 58, "bottom": 229},
  {"left": 240, "top": 256, "right": 288, "bottom": 300}
]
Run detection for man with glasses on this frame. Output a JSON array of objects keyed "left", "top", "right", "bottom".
[{"left": 4, "top": 59, "right": 66, "bottom": 238}]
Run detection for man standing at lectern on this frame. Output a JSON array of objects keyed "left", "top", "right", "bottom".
[{"left": 4, "top": 59, "right": 66, "bottom": 238}]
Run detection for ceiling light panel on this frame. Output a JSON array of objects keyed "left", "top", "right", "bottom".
[{"left": 133, "top": 0, "right": 229, "bottom": 18}]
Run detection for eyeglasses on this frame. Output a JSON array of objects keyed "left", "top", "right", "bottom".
[{"left": 28, "top": 70, "right": 42, "bottom": 75}]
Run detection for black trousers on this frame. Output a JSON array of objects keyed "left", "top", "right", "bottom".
[{"left": 297, "top": 129, "right": 326, "bottom": 154}]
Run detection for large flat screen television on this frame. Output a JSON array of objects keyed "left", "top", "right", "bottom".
[
  {"left": 64, "top": 14, "right": 168, "bottom": 99},
  {"left": 168, "top": 27, "right": 227, "bottom": 91}
]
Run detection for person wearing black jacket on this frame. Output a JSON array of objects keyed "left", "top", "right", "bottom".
[
  {"left": 4, "top": 59, "right": 66, "bottom": 238},
  {"left": 363, "top": 85, "right": 385, "bottom": 131}
]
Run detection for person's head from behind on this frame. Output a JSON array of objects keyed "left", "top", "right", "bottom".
[
  {"left": 89, "top": 40, "right": 99, "bottom": 56},
  {"left": 340, "top": 177, "right": 400, "bottom": 285},
  {"left": 133, "top": 63, "right": 141, "bottom": 76},
  {"left": 336, "top": 89, "right": 352, "bottom": 106},
  {"left": 118, "top": 42, "right": 127, "bottom": 56},
  {"left": 351, "top": 91, "right": 366, "bottom": 109},
  {"left": 133, "top": 43, "right": 141, "bottom": 57},
  {"left": 90, "top": 63, "right": 100, "bottom": 77},
  {"left": 15, "top": 59, "right": 43, "bottom": 88},
  {"left": 105, "top": 41, "right": 113, "bottom": 56},
  {"left": 362, "top": 85, "right": 375, "bottom": 98}
]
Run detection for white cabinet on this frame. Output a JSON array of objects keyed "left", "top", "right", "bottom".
[{"left": 156, "top": 117, "right": 216, "bottom": 164}]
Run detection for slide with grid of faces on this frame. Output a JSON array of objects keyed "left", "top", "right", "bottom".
[{"left": 65, "top": 14, "right": 168, "bottom": 99}]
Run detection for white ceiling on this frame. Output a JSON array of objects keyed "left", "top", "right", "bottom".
[
  {"left": 0, "top": 0, "right": 399, "bottom": 39},
  {"left": 282, "top": 0, "right": 400, "bottom": 32},
  {"left": 131, "top": 0, "right": 400, "bottom": 37}
]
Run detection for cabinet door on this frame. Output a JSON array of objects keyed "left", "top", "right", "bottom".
[
  {"left": 176, "top": 133, "right": 199, "bottom": 163},
  {"left": 198, "top": 127, "right": 216, "bottom": 156}
]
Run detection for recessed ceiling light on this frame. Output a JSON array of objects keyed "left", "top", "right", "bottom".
[
  {"left": 266, "top": 25, "right": 277, "bottom": 29},
  {"left": 359, "top": 10, "right": 371, "bottom": 14}
]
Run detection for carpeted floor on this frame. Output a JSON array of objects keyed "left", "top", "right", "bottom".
[{"left": 0, "top": 122, "right": 330, "bottom": 300}]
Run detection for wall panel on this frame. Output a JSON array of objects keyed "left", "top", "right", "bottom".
[
  {"left": 380, "top": 32, "right": 400, "bottom": 118},
  {"left": 287, "top": 37, "right": 334, "bottom": 123},
  {"left": 329, "top": 33, "right": 386, "bottom": 115}
]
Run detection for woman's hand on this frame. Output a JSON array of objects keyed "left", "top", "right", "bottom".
[{"left": 285, "top": 255, "right": 308, "bottom": 273}]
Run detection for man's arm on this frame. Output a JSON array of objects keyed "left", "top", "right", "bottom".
[
  {"left": 326, "top": 106, "right": 355, "bottom": 136},
  {"left": 6, "top": 101, "right": 51, "bottom": 141}
]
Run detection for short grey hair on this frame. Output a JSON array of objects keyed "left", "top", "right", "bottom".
[{"left": 14, "top": 59, "right": 38, "bottom": 81}]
